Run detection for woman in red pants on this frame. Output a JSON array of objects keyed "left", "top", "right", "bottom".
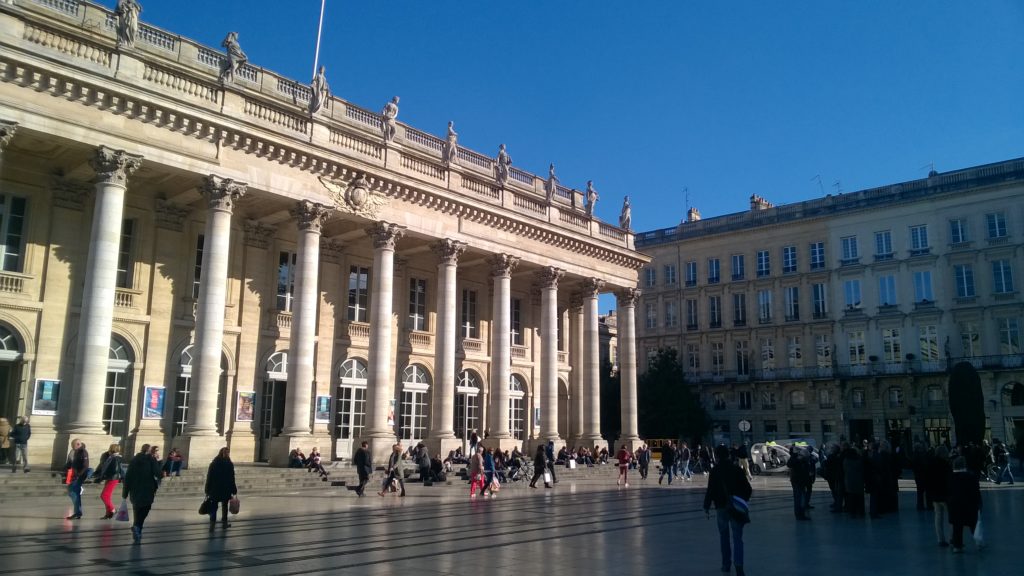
[{"left": 95, "top": 443, "right": 124, "bottom": 519}]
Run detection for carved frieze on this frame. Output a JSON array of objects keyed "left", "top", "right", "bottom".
[
  {"left": 51, "top": 177, "right": 92, "bottom": 211},
  {"left": 319, "top": 175, "right": 388, "bottom": 220},
  {"left": 155, "top": 199, "right": 191, "bottom": 232},
  {"left": 319, "top": 238, "right": 345, "bottom": 264}
]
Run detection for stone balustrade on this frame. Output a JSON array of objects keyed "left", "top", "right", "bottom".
[{"left": 0, "top": 271, "right": 27, "bottom": 294}]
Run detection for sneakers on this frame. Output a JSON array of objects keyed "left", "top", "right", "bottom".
[{"left": 65, "top": 513, "right": 82, "bottom": 520}]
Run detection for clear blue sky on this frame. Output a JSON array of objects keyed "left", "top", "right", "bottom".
[{"left": 111, "top": 1, "right": 1023, "bottom": 231}]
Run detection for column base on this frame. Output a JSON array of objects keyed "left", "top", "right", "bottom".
[
  {"left": 581, "top": 436, "right": 607, "bottom": 452},
  {"left": 615, "top": 436, "right": 642, "bottom": 453},
  {"left": 53, "top": 432, "right": 115, "bottom": 469},
  {"left": 180, "top": 434, "right": 228, "bottom": 470},
  {"left": 267, "top": 434, "right": 330, "bottom": 467},
  {"left": 424, "top": 436, "right": 462, "bottom": 462},
  {"left": 367, "top": 435, "right": 399, "bottom": 466},
  {"left": 489, "top": 437, "right": 525, "bottom": 454}
]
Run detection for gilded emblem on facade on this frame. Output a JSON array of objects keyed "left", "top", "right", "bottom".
[{"left": 318, "top": 175, "right": 388, "bottom": 219}]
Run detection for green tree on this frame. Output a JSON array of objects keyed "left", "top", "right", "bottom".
[
  {"left": 599, "top": 361, "right": 621, "bottom": 442},
  {"left": 637, "top": 348, "right": 710, "bottom": 441}
]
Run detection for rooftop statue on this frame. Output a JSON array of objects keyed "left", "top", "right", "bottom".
[
  {"left": 545, "top": 163, "right": 559, "bottom": 203},
  {"left": 309, "top": 65, "right": 331, "bottom": 114},
  {"left": 219, "top": 32, "right": 248, "bottom": 84},
  {"left": 619, "top": 195, "right": 632, "bottom": 230},
  {"left": 585, "top": 180, "right": 599, "bottom": 217},
  {"left": 115, "top": 0, "right": 142, "bottom": 49},
  {"left": 381, "top": 96, "right": 400, "bottom": 142},
  {"left": 495, "top": 144, "right": 512, "bottom": 186},
  {"left": 445, "top": 121, "right": 458, "bottom": 165}
]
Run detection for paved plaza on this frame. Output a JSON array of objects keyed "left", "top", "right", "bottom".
[{"left": 0, "top": 474, "right": 1018, "bottom": 575}]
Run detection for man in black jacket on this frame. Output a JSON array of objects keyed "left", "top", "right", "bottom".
[
  {"left": 658, "top": 441, "right": 676, "bottom": 485},
  {"left": 353, "top": 441, "right": 372, "bottom": 496},
  {"left": 9, "top": 416, "right": 30, "bottom": 473},
  {"left": 704, "top": 444, "right": 753, "bottom": 576},
  {"left": 787, "top": 446, "right": 812, "bottom": 520}
]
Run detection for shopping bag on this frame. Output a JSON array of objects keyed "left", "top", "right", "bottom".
[
  {"left": 198, "top": 496, "right": 211, "bottom": 515},
  {"left": 228, "top": 497, "right": 240, "bottom": 515},
  {"left": 64, "top": 469, "right": 74, "bottom": 485},
  {"left": 974, "top": 514, "right": 985, "bottom": 548},
  {"left": 114, "top": 499, "right": 130, "bottom": 522},
  {"left": 490, "top": 478, "right": 501, "bottom": 493},
  {"left": 543, "top": 471, "right": 552, "bottom": 485},
  {"left": 568, "top": 460, "right": 577, "bottom": 470}
]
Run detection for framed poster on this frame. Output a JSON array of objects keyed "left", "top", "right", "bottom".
[
  {"left": 314, "top": 395, "right": 331, "bottom": 423},
  {"left": 236, "top": 391, "right": 255, "bottom": 422},
  {"left": 142, "top": 387, "right": 165, "bottom": 419},
  {"left": 534, "top": 407, "right": 541, "bottom": 429},
  {"left": 32, "top": 379, "right": 60, "bottom": 416},
  {"left": 387, "top": 398, "right": 396, "bottom": 427}
]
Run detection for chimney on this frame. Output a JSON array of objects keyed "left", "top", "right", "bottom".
[
  {"left": 749, "top": 194, "right": 773, "bottom": 210},
  {"left": 686, "top": 206, "right": 702, "bottom": 222}
]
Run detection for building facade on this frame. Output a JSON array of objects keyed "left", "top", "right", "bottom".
[
  {"left": 0, "top": 1, "right": 648, "bottom": 467},
  {"left": 637, "top": 160, "right": 1024, "bottom": 450}
]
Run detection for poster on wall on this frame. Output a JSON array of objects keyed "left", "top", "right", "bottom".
[
  {"left": 387, "top": 399, "right": 396, "bottom": 427},
  {"left": 314, "top": 395, "right": 331, "bottom": 423},
  {"left": 31, "top": 379, "right": 60, "bottom": 416},
  {"left": 236, "top": 391, "right": 255, "bottom": 422},
  {"left": 142, "top": 387, "right": 165, "bottom": 419},
  {"left": 534, "top": 407, "right": 541, "bottom": 429}
]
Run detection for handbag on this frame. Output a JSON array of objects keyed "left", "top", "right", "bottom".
[
  {"left": 198, "top": 496, "right": 211, "bottom": 515},
  {"left": 228, "top": 497, "right": 240, "bottom": 515},
  {"left": 543, "top": 471, "right": 552, "bottom": 485},
  {"left": 728, "top": 495, "right": 751, "bottom": 525},
  {"left": 114, "top": 499, "right": 130, "bottom": 522},
  {"left": 490, "top": 477, "right": 501, "bottom": 492},
  {"left": 973, "top": 514, "right": 985, "bottom": 548}
]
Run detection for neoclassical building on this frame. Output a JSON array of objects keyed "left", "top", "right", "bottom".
[
  {"left": 0, "top": 1, "right": 647, "bottom": 467},
  {"left": 637, "top": 160, "right": 1024, "bottom": 449}
]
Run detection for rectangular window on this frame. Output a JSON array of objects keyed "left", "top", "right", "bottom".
[
  {"left": 1000, "top": 318, "right": 1021, "bottom": 355},
  {"left": 276, "top": 251, "right": 297, "bottom": 312},
  {"left": 410, "top": 278, "right": 428, "bottom": 332},
  {"left": 708, "top": 258, "right": 721, "bottom": 284},
  {"left": 461, "top": 289, "right": 478, "bottom": 338},
  {"left": 761, "top": 391, "right": 777, "bottom": 411},
  {"left": 954, "top": 264, "right": 975, "bottom": 298},
  {"left": 686, "top": 343, "right": 700, "bottom": 374},
  {"left": 685, "top": 261, "right": 698, "bottom": 287},
  {"left": 348, "top": 266, "right": 370, "bottom": 322},
  {"left": 708, "top": 296, "right": 722, "bottom": 328},
  {"left": 992, "top": 260, "right": 1014, "bottom": 293},
  {"left": 665, "top": 301, "right": 679, "bottom": 328},
  {"left": 756, "top": 250, "right": 770, "bottom": 277},
  {"left": 874, "top": 230, "right": 893, "bottom": 259},
  {"left": 510, "top": 297, "right": 522, "bottom": 345},
  {"left": 644, "top": 267, "right": 656, "bottom": 288},
  {"left": 784, "top": 286, "right": 799, "bottom": 321},
  {"left": 782, "top": 245, "right": 797, "bottom": 273},
  {"left": 910, "top": 225, "right": 929, "bottom": 253},
  {"left": 116, "top": 219, "right": 134, "bottom": 289},
  {"left": 986, "top": 212, "right": 1007, "bottom": 239},
  {"left": 816, "top": 334, "right": 832, "bottom": 368},
  {"left": 950, "top": 219, "right": 968, "bottom": 244},
  {"left": 711, "top": 342, "right": 724, "bottom": 375},
  {"left": 191, "top": 234, "right": 205, "bottom": 299},
  {"left": 812, "top": 283, "right": 827, "bottom": 318},
  {"left": 819, "top": 389, "right": 835, "bottom": 409},
  {"left": 821, "top": 420, "right": 837, "bottom": 443},
  {"left": 788, "top": 336, "right": 802, "bottom": 368},
  {"left": 888, "top": 387, "right": 905, "bottom": 408},
  {"left": 761, "top": 337, "right": 775, "bottom": 370},
  {"left": 848, "top": 331, "right": 866, "bottom": 365},
  {"left": 664, "top": 264, "right": 677, "bottom": 285},
  {"left": 686, "top": 299, "right": 698, "bottom": 329},
  {"left": 790, "top": 390, "right": 807, "bottom": 409},
  {"left": 764, "top": 419, "right": 778, "bottom": 434},
  {"left": 732, "top": 254, "right": 745, "bottom": 280},
  {"left": 789, "top": 420, "right": 812, "bottom": 434},
  {"left": 852, "top": 388, "right": 866, "bottom": 409},
  {"left": 735, "top": 340, "right": 750, "bottom": 376},
  {"left": 733, "top": 293, "right": 747, "bottom": 326},
  {"left": 0, "top": 195, "right": 27, "bottom": 273},
  {"left": 883, "top": 328, "right": 902, "bottom": 363},
  {"left": 738, "top": 390, "right": 752, "bottom": 410},
  {"left": 645, "top": 303, "right": 657, "bottom": 330},
  {"left": 878, "top": 275, "right": 897, "bottom": 306},
  {"left": 757, "top": 289, "right": 772, "bottom": 323},
  {"left": 841, "top": 236, "right": 859, "bottom": 261},
  {"left": 712, "top": 391, "right": 726, "bottom": 411},
  {"left": 919, "top": 325, "right": 939, "bottom": 362},
  {"left": 844, "top": 279, "right": 861, "bottom": 309},
  {"left": 960, "top": 322, "right": 980, "bottom": 357},
  {"left": 913, "top": 270, "right": 933, "bottom": 302},
  {"left": 809, "top": 241, "right": 825, "bottom": 270}
]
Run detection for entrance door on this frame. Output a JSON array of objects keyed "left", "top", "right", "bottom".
[
  {"left": 848, "top": 419, "right": 874, "bottom": 445},
  {"left": 257, "top": 380, "right": 286, "bottom": 462},
  {"left": 334, "top": 384, "right": 366, "bottom": 460},
  {"left": 886, "top": 418, "right": 912, "bottom": 452},
  {"left": 0, "top": 364, "right": 16, "bottom": 420}
]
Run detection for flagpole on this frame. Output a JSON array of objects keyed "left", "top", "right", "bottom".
[{"left": 312, "top": 0, "right": 326, "bottom": 78}]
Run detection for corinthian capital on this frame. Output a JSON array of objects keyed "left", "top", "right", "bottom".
[
  {"left": 535, "top": 266, "right": 565, "bottom": 289},
  {"left": 292, "top": 200, "right": 332, "bottom": 233},
  {"left": 431, "top": 238, "right": 467, "bottom": 265},
  {"left": 616, "top": 287, "right": 642, "bottom": 307},
  {"left": 366, "top": 221, "right": 405, "bottom": 250},
  {"left": 201, "top": 175, "right": 247, "bottom": 212},
  {"left": 488, "top": 253, "right": 520, "bottom": 278},
  {"left": 91, "top": 145, "right": 142, "bottom": 186},
  {"left": 0, "top": 121, "right": 17, "bottom": 151},
  {"left": 582, "top": 277, "right": 605, "bottom": 298}
]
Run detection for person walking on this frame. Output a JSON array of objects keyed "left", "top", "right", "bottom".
[
  {"left": 842, "top": 444, "right": 865, "bottom": 518},
  {"left": 635, "top": 444, "right": 651, "bottom": 480},
  {"left": 10, "top": 416, "right": 30, "bottom": 473},
  {"left": 378, "top": 443, "right": 406, "bottom": 497},
  {"left": 483, "top": 446, "right": 499, "bottom": 497},
  {"left": 616, "top": 444, "right": 631, "bottom": 487},
  {"left": 787, "top": 446, "right": 812, "bottom": 521},
  {"left": 353, "top": 441, "right": 372, "bottom": 496},
  {"left": 205, "top": 447, "right": 237, "bottom": 532},
  {"left": 65, "top": 439, "right": 91, "bottom": 520},
  {"left": 703, "top": 445, "right": 753, "bottom": 576},
  {"left": 658, "top": 441, "right": 676, "bottom": 485},
  {"left": 947, "top": 456, "right": 982, "bottom": 553},
  {"left": 122, "top": 444, "right": 162, "bottom": 543},
  {"left": 95, "top": 443, "right": 124, "bottom": 519},
  {"left": 926, "top": 445, "right": 952, "bottom": 547},
  {"left": 529, "top": 444, "right": 552, "bottom": 488},
  {"left": 468, "top": 445, "right": 485, "bottom": 499},
  {"left": 992, "top": 439, "right": 1014, "bottom": 485},
  {"left": 0, "top": 417, "right": 9, "bottom": 466},
  {"left": 737, "top": 443, "right": 752, "bottom": 481},
  {"left": 545, "top": 441, "right": 558, "bottom": 484},
  {"left": 416, "top": 442, "right": 431, "bottom": 484},
  {"left": 469, "top": 430, "right": 479, "bottom": 456}
]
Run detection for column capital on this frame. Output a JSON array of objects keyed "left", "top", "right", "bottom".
[
  {"left": 616, "top": 287, "right": 642, "bottom": 307},
  {"left": 431, "top": 238, "right": 467, "bottom": 265},
  {"left": 320, "top": 238, "right": 345, "bottom": 264},
  {"left": 291, "top": 200, "right": 332, "bottom": 233},
  {"left": 51, "top": 177, "right": 92, "bottom": 211},
  {"left": 535, "top": 266, "right": 564, "bottom": 289},
  {"left": 568, "top": 292, "right": 584, "bottom": 311},
  {"left": 201, "top": 175, "right": 247, "bottom": 212},
  {"left": 366, "top": 221, "right": 405, "bottom": 250},
  {"left": 0, "top": 120, "right": 17, "bottom": 150},
  {"left": 91, "top": 145, "right": 142, "bottom": 186},
  {"left": 243, "top": 219, "right": 276, "bottom": 249},
  {"left": 155, "top": 199, "right": 191, "bottom": 232},
  {"left": 582, "top": 277, "right": 605, "bottom": 298},
  {"left": 488, "top": 253, "right": 520, "bottom": 278}
]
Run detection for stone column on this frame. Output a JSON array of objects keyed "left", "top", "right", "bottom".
[
  {"left": 538, "top": 267, "right": 564, "bottom": 443},
  {"left": 581, "top": 278, "right": 605, "bottom": 448},
  {"left": 617, "top": 288, "right": 641, "bottom": 450},
  {"left": 487, "top": 254, "right": 519, "bottom": 449},
  {"left": 569, "top": 293, "right": 584, "bottom": 441},
  {"left": 270, "top": 201, "right": 330, "bottom": 464},
  {"left": 66, "top": 146, "right": 142, "bottom": 437},
  {"left": 426, "top": 239, "right": 466, "bottom": 457},
  {"left": 185, "top": 176, "right": 246, "bottom": 463},
  {"left": 364, "top": 221, "right": 405, "bottom": 462}
]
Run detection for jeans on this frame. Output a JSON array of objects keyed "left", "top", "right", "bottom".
[
  {"left": 716, "top": 507, "right": 745, "bottom": 569},
  {"left": 995, "top": 463, "right": 1014, "bottom": 484},
  {"left": 11, "top": 444, "right": 28, "bottom": 471},
  {"left": 68, "top": 481, "right": 83, "bottom": 515},
  {"left": 681, "top": 460, "right": 692, "bottom": 479},
  {"left": 660, "top": 465, "right": 674, "bottom": 484},
  {"left": 132, "top": 503, "right": 152, "bottom": 529},
  {"left": 932, "top": 502, "right": 948, "bottom": 543},
  {"left": 792, "top": 484, "right": 808, "bottom": 518},
  {"left": 208, "top": 499, "right": 229, "bottom": 524}
]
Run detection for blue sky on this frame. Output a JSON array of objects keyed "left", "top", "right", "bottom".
[{"left": 110, "top": 1, "right": 1023, "bottom": 232}]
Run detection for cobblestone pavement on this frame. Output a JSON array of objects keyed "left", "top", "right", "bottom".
[{"left": 0, "top": 474, "right": 1018, "bottom": 575}]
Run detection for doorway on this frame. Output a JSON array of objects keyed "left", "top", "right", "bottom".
[
  {"left": 848, "top": 419, "right": 874, "bottom": 445},
  {"left": 257, "top": 379, "right": 286, "bottom": 462}
]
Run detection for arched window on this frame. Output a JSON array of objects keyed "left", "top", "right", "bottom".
[
  {"left": 888, "top": 386, "right": 904, "bottom": 408},
  {"left": 790, "top": 390, "right": 806, "bottom": 409},
  {"left": 925, "top": 385, "right": 945, "bottom": 407},
  {"left": 267, "top": 351, "right": 288, "bottom": 380},
  {"left": 173, "top": 345, "right": 228, "bottom": 437},
  {"left": 1005, "top": 382, "right": 1024, "bottom": 407},
  {"left": 336, "top": 359, "right": 368, "bottom": 441},
  {"left": 103, "top": 336, "right": 134, "bottom": 440},
  {"left": 509, "top": 374, "right": 526, "bottom": 440},
  {"left": 454, "top": 369, "right": 481, "bottom": 440},
  {"left": 399, "top": 364, "right": 431, "bottom": 442},
  {"left": 0, "top": 325, "right": 23, "bottom": 361}
]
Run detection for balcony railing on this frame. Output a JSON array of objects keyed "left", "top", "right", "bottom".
[
  {"left": 0, "top": 271, "right": 28, "bottom": 294},
  {"left": 950, "top": 354, "right": 1024, "bottom": 370}
]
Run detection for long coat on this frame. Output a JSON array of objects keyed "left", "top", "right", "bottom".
[
  {"left": 947, "top": 470, "right": 981, "bottom": 527},
  {"left": 122, "top": 452, "right": 161, "bottom": 506},
  {"left": 205, "top": 457, "right": 237, "bottom": 503},
  {"left": 842, "top": 449, "right": 865, "bottom": 494}
]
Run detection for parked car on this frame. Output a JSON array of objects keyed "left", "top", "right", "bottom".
[{"left": 749, "top": 442, "right": 790, "bottom": 475}]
